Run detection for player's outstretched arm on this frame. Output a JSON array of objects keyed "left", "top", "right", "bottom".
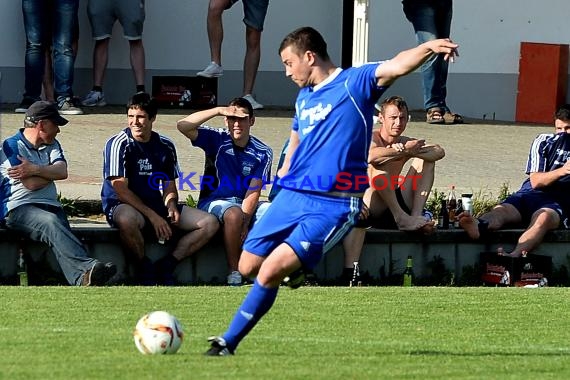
[{"left": 375, "top": 39, "right": 459, "bottom": 87}]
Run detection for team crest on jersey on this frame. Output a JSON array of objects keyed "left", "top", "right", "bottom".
[
  {"left": 137, "top": 158, "right": 152, "bottom": 175},
  {"left": 225, "top": 148, "right": 235, "bottom": 156},
  {"left": 242, "top": 164, "right": 252, "bottom": 176}
]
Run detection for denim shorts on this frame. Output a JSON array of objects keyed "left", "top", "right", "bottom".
[
  {"left": 227, "top": 0, "right": 270, "bottom": 31},
  {"left": 87, "top": 0, "right": 145, "bottom": 39},
  {"left": 199, "top": 197, "right": 270, "bottom": 225}
]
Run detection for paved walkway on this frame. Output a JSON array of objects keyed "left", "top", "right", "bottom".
[{"left": 0, "top": 105, "right": 553, "bottom": 201}]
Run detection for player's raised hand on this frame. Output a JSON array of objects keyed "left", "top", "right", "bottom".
[{"left": 427, "top": 38, "right": 459, "bottom": 62}]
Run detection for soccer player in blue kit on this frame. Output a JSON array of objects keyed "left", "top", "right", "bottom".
[
  {"left": 459, "top": 104, "right": 570, "bottom": 257},
  {"left": 101, "top": 93, "right": 219, "bottom": 285},
  {"left": 205, "top": 26, "right": 459, "bottom": 355}
]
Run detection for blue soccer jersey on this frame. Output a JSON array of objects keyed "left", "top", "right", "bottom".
[
  {"left": 192, "top": 127, "right": 272, "bottom": 206},
  {"left": 277, "top": 63, "right": 388, "bottom": 195},
  {"left": 101, "top": 128, "right": 179, "bottom": 217},
  {"left": 520, "top": 132, "right": 570, "bottom": 195},
  {"left": 0, "top": 130, "right": 66, "bottom": 219}
]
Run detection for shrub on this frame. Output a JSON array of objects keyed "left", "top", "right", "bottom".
[{"left": 426, "top": 182, "right": 512, "bottom": 218}]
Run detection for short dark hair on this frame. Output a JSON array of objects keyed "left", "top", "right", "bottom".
[
  {"left": 127, "top": 92, "right": 158, "bottom": 119},
  {"left": 379, "top": 96, "right": 409, "bottom": 115},
  {"left": 278, "top": 26, "right": 330, "bottom": 62},
  {"left": 229, "top": 97, "right": 254, "bottom": 117},
  {"left": 555, "top": 104, "right": 570, "bottom": 121}
]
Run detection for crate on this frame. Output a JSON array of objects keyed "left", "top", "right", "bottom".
[
  {"left": 152, "top": 76, "right": 217, "bottom": 109},
  {"left": 480, "top": 251, "right": 551, "bottom": 287}
]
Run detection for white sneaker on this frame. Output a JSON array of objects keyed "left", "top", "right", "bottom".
[
  {"left": 197, "top": 62, "right": 223, "bottom": 78},
  {"left": 243, "top": 94, "right": 263, "bottom": 110},
  {"left": 82, "top": 90, "right": 107, "bottom": 107},
  {"left": 227, "top": 271, "right": 243, "bottom": 286}
]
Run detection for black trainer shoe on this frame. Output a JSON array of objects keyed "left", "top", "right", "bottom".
[
  {"left": 82, "top": 262, "right": 117, "bottom": 286},
  {"left": 282, "top": 268, "right": 305, "bottom": 289},
  {"left": 15, "top": 98, "right": 36, "bottom": 113},
  {"left": 204, "top": 336, "right": 234, "bottom": 356},
  {"left": 155, "top": 254, "right": 178, "bottom": 286}
]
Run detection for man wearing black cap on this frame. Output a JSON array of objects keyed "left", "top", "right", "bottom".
[{"left": 0, "top": 101, "right": 116, "bottom": 286}]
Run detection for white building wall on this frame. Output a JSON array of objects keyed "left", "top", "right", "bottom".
[
  {"left": 0, "top": 0, "right": 343, "bottom": 106},
  {"left": 1, "top": 0, "right": 570, "bottom": 121},
  {"left": 370, "top": 0, "right": 570, "bottom": 121}
]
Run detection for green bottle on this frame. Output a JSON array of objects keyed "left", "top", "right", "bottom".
[
  {"left": 402, "top": 256, "right": 414, "bottom": 287},
  {"left": 17, "top": 249, "right": 28, "bottom": 286}
]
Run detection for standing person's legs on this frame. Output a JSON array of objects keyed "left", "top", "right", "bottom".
[
  {"left": 243, "top": 26, "right": 261, "bottom": 96},
  {"left": 206, "top": 0, "right": 232, "bottom": 65},
  {"left": 92, "top": 38, "right": 111, "bottom": 88},
  {"left": 42, "top": 48, "right": 55, "bottom": 102},
  {"left": 403, "top": 1, "right": 451, "bottom": 109},
  {"left": 5, "top": 204, "right": 97, "bottom": 286},
  {"left": 128, "top": 39, "right": 146, "bottom": 88},
  {"left": 241, "top": 0, "right": 269, "bottom": 107},
  {"left": 52, "top": 0, "right": 78, "bottom": 102},
  {"left": 83, "top": 0, "right": 114, "bottom": 106},
  {"left": 117, "top": 0, "right": 146, "bottom": 89},
  {"left": 21, "top": 0, "right": 49, "bottom": 104}
]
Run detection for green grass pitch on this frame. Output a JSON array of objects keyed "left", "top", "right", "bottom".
[{"left": 1, "top": 286, "right": 569, "bottom": 379}]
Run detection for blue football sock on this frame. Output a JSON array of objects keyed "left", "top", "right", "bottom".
[{"left": 222, "top": 279, "right": 278, "bottom": 350}]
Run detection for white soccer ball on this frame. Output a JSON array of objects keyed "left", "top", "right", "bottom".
[{"left": 133, "top": 311, "right": 184, "bottom": 355}]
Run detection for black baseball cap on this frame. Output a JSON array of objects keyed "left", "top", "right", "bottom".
[{"left": 25, "top": 101, "right": 68, "bottom": 126}]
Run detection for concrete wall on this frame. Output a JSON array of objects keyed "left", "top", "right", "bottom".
[
  {"left": 1, "top": 1, "right": 570, "bottom": 121},
  {"left": 1, "top": 226, "right": 567, "bottom": 286}
]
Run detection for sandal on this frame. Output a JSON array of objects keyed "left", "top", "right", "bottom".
[
  {"left": 426, "top": 107, "right": 445, "bottom": 124},
  {"left": 443, "top": 111, "right": 464, "bottom": 124}
]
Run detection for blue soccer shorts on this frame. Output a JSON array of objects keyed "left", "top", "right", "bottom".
[{"left": 243, "top": 189, "right": 362, "bottom": 269}]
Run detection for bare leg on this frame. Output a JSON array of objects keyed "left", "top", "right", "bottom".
[
  {"left": 92, "top": 38, "right": 110, "bottom": 87},
  {"left": 501, "top": 208, "right": 560, "bottom": 257},
  {"left": 371, "top": 164, "right": 429, "bottom": 231},
  {"left": 343, "top": 227, "right": 365, "bottom": 266},
  {"left": 171, "top": 206, "right": 219, "bottom": 260},
  {"left": 400, "top": 158, "right": 437, "bottom": 234},
  {"left": 128, "top": 39, "right": 145, "bottom": 87},
  {"left": 112, "top": 204, "right": 146, "bottom": 259},
  {"left": 459, "top": 203, "right": 522, "bottom": 240},
  {"left": 458, "top": 212, "right": 481, "bottom": 239},
  {"left": 243, "top": 26, "right": 261, "bottom": 95},
  {"left": 221, "top": 206, "right": 245, "bottom": 272},
  {"left": 206, "top": 0, "right": 230, "bottom": 65}
]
